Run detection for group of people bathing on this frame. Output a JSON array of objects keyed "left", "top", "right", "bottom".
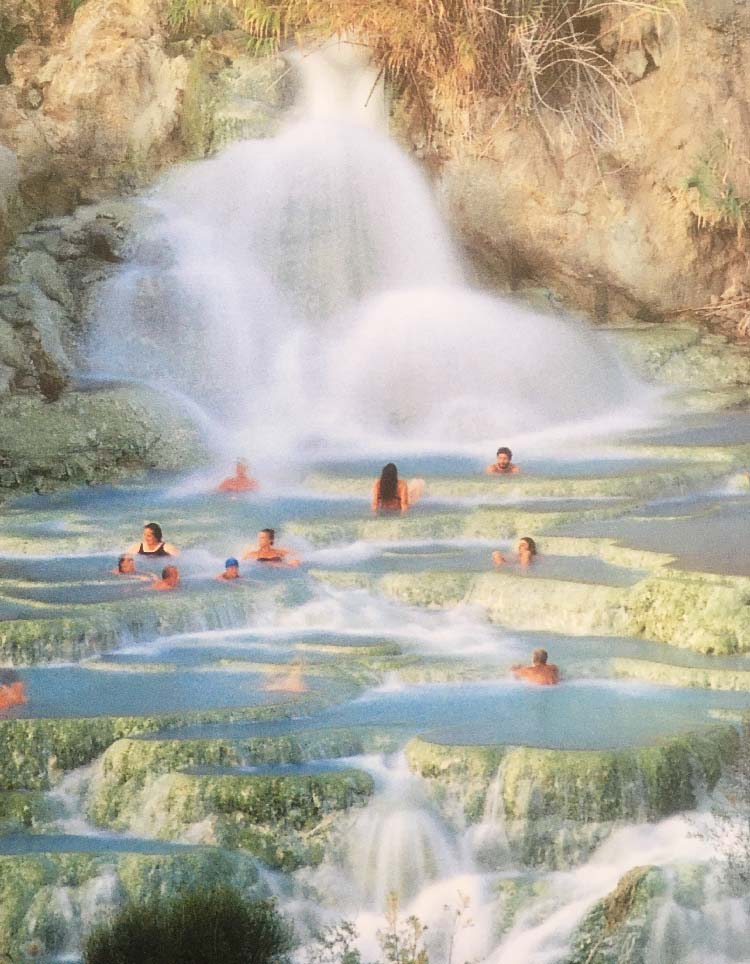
[
  {"left": 116, "top": 446, "right": 534, "bottom": 588},
  {"left": 0, "top": 446, "right": 553, "bottom": 713},
  {"left": 108, "top": 445, "right": 555, "bottom": 686},
  {"left": 115, "top": 522, "right": 299, "bottom": 590}
]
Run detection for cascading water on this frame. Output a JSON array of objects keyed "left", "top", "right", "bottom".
[
  {"left": 340, "top": 754, "right": 460, "bottom": 910},
  {"left": 87, "top": 40, "right": 652, "bottom": 459}
]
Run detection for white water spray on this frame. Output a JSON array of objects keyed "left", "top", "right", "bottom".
[{"left": 87, "top": 41, "right": 652, "bottom": 459}]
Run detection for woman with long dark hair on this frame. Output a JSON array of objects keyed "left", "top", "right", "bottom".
[{"left": 372, "top": 463, "right": 424, "bottom": 514}]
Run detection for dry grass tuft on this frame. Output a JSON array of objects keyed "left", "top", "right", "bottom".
[{"left": 169, "top": 0, "right": 684, "bottom": 146}]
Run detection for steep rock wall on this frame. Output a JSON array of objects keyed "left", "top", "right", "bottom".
[{"left": 424, "top": 2, "right": 750, "bottom": 324}]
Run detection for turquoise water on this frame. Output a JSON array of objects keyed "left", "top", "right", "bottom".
[
  {"left": 4, "top": 665, "right": 301, "bottom": 719},
  {"left": 313, "top": 453, "right": 675, "bottom": 480},
  {"left": 568, "top": 495, "right": 750, "bottom": 576},
  {"left": 141, "top": 679, "right": 750, "bottom": 750},
  {"left": 2, "top": 447, "right": 747, "bottom": 741},
  {"left": 314, "top": 543, "right": 645, "bottom": 587},
  {"left": 0, "top": 833, "right": 205, "bottom": 855}
]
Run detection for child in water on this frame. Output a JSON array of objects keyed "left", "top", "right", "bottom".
[{"left": 217, "top": 558, "right": 241, "bottom": 580}]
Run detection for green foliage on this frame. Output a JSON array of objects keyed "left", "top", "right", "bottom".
[
  {"left": 168, "top": 0, "right": 210, "bottom": 31},
  {"left": 0, "top": 16, "right": 25, "bottom": 83},
  {"left": 686, "top": 133, "right": 750, "bottom": 238},
  {"left": 83, "top": 884, "right": 294, "bottom": 964},
  {"left": 377, "top": 894, "right": 429, "bottom": 964},
  {"left": 306, "top": 920, "right": 364, "bottom": 964}
]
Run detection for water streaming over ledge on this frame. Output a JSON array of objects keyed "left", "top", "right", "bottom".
[{"left": 87, "top": 41, "right": 654, "bottom": 459}]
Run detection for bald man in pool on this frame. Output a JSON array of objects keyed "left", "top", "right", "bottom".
[{"left": 511, "top": 648, "right": 560, "bottom": 686}]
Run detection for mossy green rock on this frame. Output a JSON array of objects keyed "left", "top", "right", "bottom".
[
  {"left": 0, "top": 582, "right": 259, "bottom": 664},
  {"left": 0, "top": 388, "right": 206, "bottom": 497},
  {"left": 334, "top": 566, "right": 750, "bottom": 654},
  {"left": 89, "top": 744, "right": 374, "bottom": 870},
  {"left": 564, "top": 865, "right": 667, "bottom": 964},
  {"left": 406, "top": 728, "right": 738, "bottom": 868},
  {"left": 611, "top": 657, "right": 750, "bottom": 690},
  {"left": 0, "top": 704, "right": 298, "bottom": 792},
  {"left": 0, "top": 790, "right": 51, "bottom": 832}
]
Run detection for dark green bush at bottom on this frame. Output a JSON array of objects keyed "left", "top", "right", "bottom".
[{"left": 83, "top": 884, "right": 294, "bottom": 964}]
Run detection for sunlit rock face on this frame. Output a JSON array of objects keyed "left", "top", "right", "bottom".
[
  {"left": 0, "top": 0, "right": 187, "bottom": 213},
  {"left": 433, "top": 8, "right": 750, "bottom": 321},
  {"left": 0, "top": 0, "right": 290, "bottom": 249}
]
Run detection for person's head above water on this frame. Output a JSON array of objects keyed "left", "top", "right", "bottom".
[
  {"left": 235, "top": 460, "right": 249, "bottom": 478},
  {"left": 258, "top": 528, "right": 275, "bottom": 547},
  {"left": 143, "top": 523, "right": 163, "bottom": 545},
  {"left": 161, "top": 565, "right": 179, "bottom": 585},
  {"left": 496, "top": 447, "right": 512, "bottom": 468},
  {"left": 225, "top": 557, "right": 240, "bottom": 575},
  {"left": 518, "top": 537, "right": 537, "bottom": 558},
  {"left": 117, "top": 554, "right": 136, "bottom": 574},
  {"left": 379, "top": 463, "right": 399, "bottom": 502},
  {"left": 531, "top": 648, "right": 548, "bottom": 665},
  {"left": 127, "top": 523, "right": 178, "bottom": 558}
]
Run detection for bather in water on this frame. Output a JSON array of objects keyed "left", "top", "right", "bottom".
[
  {"left": 217, "top": 460, "right": 258, "bottom": 494},
  {"left": 126, "top": 522, "right": 179, "bottom": 558},
  {"left": 0, "top": 670, "right": 27, "bottom": 711},
  {"left": 113, "top": 554, "right": 152, "bottom": 580},
  {"left": 149, "top": 565, "right": 180, "bottom": 591},
  {"left": 511, "top": 648, "right": 560, "bottom": 686},
  {"left": 485, "top": 446, "right": 520, "bottom": 476},
  {"left": 216, "top": 557, "right": 242, "bottom": 581},
  {"left": 242, "top": 529, "right": 300, "bottom": 567},
  {"left": 493, "top": 536, "right": 537, "bottom": 569},
  {"left": 263, "top": 660, "right": 308, "bottom": 693},
  {"left": 371, "top": 463, "right": 425, "bottom": 514}
]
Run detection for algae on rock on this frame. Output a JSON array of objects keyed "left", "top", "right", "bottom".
[{"left": 406, "top": 728, "right": 738, "bottom": 869}]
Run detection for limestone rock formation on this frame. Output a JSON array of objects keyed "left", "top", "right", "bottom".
[
  {"left": 0, "top": 0, "right": 293, "bottom": 251},
  {"left": 429, "top": 4, "right": 750, "bottom": 322},
  {"left": 0, "top": 0, "right": 189, "bottom": 217}
]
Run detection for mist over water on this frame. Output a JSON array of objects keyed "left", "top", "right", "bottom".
[{"left": 87, "top": 41, "right": 651, "bottom": 460}]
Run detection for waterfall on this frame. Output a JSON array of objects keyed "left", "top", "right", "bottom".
[
  {"left": 467, "top": 761, "right": 513, "bottom": 870},
  {"left": 86, "top": 41, "right": 652, "bottom": 460},
  {"left": 340, "top": 754, "right": 460, "bottom": 910}
]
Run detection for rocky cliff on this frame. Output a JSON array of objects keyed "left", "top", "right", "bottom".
[{"left": 426, "top": 1, "right": 750, "bottom": 327}]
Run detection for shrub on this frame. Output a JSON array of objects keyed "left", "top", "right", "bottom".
[{"left": 83, "top": 884, "right": 294, "bottom": 964}]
